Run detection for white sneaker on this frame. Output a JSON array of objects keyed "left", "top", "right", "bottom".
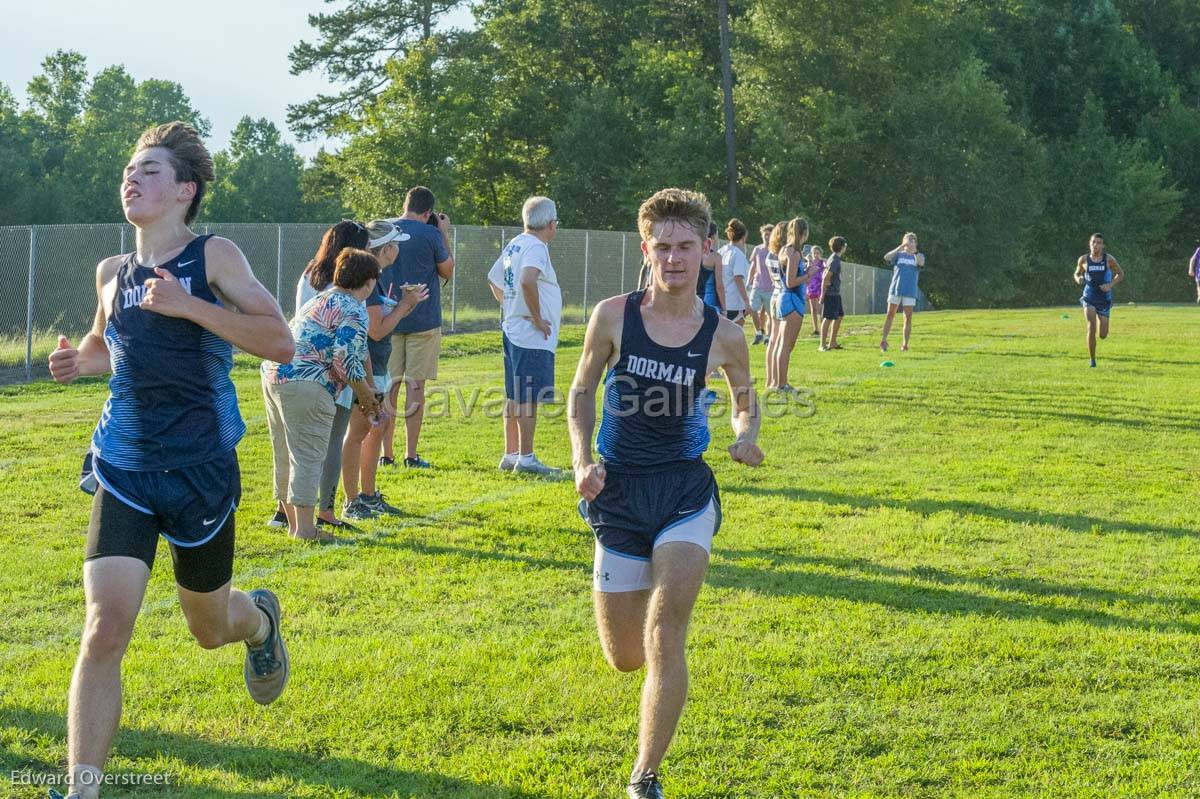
[
  {"left": 514, "top": 454, "right": 562, "bottom": 477},
  {"left": 498, "top": 453, "right": 519, "bottom": 472}
]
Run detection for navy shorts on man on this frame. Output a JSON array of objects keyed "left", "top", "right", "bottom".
[
  {"left": 579, "top": 460, "right": 721, "bottom": 592},
  {"left": 823, "top": 295, "right": 844, "bottom": 320},
  {"left": 502, "top": 332, "right": 556, "bottom": 404},
  {"left": 82, "top": 449, "right": 241, "bottom": 592}
]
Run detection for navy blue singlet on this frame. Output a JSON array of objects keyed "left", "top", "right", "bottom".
[
  {"left": 91, "top": 234, "right": 245, "bottom": 471},
  {"left": 596, "top": 291, "right": 719, "bottom": 469}
]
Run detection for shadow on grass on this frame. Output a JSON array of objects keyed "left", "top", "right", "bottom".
[
  {"left": 381, "top": 541, "right": 1200, "bottom": 635},
  {"left": 722, "top": 483, "right": 1197, "bottom": 541},
  {"left": 1, "top": 707, "right": 550, "bottom": 799}
]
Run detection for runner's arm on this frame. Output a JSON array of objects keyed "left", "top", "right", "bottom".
[
  {"left": 715, "top": 321, "right": 763, "bottom": 466},
  {"left": 1189, "top": 251, "right": 1198, "bottom": 277},
  {"left": 1105, "top": 255, "right": 1124, "bottom": 290},
  {"left": 1073, "top": 257, "right": 1086, "bottom": 285},
  {"left": 142, "top": 237, "right": 294, "bottom": 362},
  {"left": 49, "top": 257, "right": 120, "bottom": 383},
  {"left": 734, "top": 274, "right": 751, "bottom": 310},
  {"left": 569, "top": 298, "right": 619, "bottom": 470}
]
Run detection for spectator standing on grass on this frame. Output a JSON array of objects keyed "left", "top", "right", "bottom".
[
  {"left": 261, "top": 249, "right": 382, "bottom": 542},
  {"left": 806, "top": 245, "right": 825, "bottom": 334},
  {"left": 698, "top": 221, "right": 725, "bottom": 312},
  {"left": 819, "top": 237, "right": 847, "bottom": 351},
  {"left": 266, "top": 220, "right": 370, "bottom": 531},
  {"left": 1188, "top": 245, "right": 1200, "bottom": 304},
  {"left": 745, "top": 224, "right": 774, "bottom": 344},
  {"left": 343, "top": 221, "right": 429, "bottom": 520},
  {"left": 487, "top": 196, "right": 564, "bottom": 476},
  {"left": 880, "top": 232, "right": 925, "bottom": 353},
  {"left": 380, "top": 186, "right": 455, "bottom": 469},
  {"left": 718, "top": 218, "right": 752, "bottom": 325}
]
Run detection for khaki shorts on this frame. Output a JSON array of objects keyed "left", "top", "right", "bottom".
[
  {"left": 389, "top": 328, "right": 442, "bottom": 382},
  {"left": 262, "top": 379, "right": 335, "bottom": 507}
]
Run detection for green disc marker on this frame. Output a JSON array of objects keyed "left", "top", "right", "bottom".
[
  {"left": 880, "top": 360, "right": 895, "bottom": 368},
  {"left": 1060, "top": 314, "right": 1070, "bottom": 319}
]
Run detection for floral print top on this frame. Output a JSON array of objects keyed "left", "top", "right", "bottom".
[{"left": 261, "top": 289, "right": 368, "bottom": 396}]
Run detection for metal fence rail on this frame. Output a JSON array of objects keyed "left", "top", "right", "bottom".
[{"left": 1, "top": 223, "right": 917, "bottom": 381}]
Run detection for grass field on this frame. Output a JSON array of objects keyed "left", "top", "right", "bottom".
[{"left": 2, "top": 305, "right": 1199, "bottom": 798}]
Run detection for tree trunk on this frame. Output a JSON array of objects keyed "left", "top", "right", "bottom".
[{"left": 717, "top": 0, "right": 737, "bottom": 215}]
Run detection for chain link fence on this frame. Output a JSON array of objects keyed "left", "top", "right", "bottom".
[{"left": 0, "top": 223, "right": 918, "bottom": 381}]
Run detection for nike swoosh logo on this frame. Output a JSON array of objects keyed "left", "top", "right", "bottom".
[
  {"left": 178, "top": 260, "right": 196, "bottom": 268},
  {"left": 687, "top": 351, "right": 703, "bottom": 358},
  {"left": 203, "top": 516, "right": 217, "bottom": 526}
]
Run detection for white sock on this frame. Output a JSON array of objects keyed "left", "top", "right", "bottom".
[
  {"left": 518, "top": 453, "right": 536, "bottom": 464},
  {"left": 70, "top": 764, "right": 102, "bottom": 799},
  {"left": 248, "top": 608, "right": 270, "bottom": 646},
  {"left": 504, "top": 451, "right": 518, "bottom": 459}
]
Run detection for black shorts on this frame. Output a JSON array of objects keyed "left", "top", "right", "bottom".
[
  {"left": 823, "top": 295, "right": 844, "bottom": 320},
  {"left": 579, "top": 459, "right": 721, "bottom": 561},
  {"left": 83, "top": 451, "right": 241, "bottom": 593}
]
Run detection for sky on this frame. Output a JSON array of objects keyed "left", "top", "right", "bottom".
[{"left": 1, "top": 0, "right": 475, "bottom": 160}]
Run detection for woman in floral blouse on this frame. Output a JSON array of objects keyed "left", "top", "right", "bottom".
[{"left": 261, "top": 249, "right": 383, "bottom": 541}]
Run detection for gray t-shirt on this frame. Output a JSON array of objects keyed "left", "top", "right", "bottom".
[{"left": 826, "top": 253, "right": 842, "bottom": 296}]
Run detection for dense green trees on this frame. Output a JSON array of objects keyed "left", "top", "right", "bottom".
[
  {"left": 4, "top": 0, "right": 1199, "bottom": 306},
  {"left": 0, "top": 52, "right": 339, "bottom": 227}
]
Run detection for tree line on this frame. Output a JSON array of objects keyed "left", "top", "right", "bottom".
[{"left": 3, "top": 0, "right": 1199, "bottom": 306}]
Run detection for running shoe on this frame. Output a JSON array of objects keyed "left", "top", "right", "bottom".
[
  {"left": 244, "top": 589, "right": 289, "bottom": 705},
  {"left": 343, "top": 496, "right": 379, "bottom": 520},
  {"left": 1090, "top": 359, "right": 1097, "bottom": 368},
  {"left": 817, "top": 345, "right": 828, "bottom": 352},
  {"left": 900, "top": 344, "right": 909, "bottom": 352},
  {"left": 404, "top": 455, "right": 432, "bottom": 469},
  {"left": 378, "top": 456, "right": 397, "bottom": 468},
  {"left": 360, "top": 491, "right": 402, "bottom": 516},
  {"left": 752, "top": 333, "right": 763, "bottom": 345},
  {"left": 499, "top": 453, "right": 519, "bottom": 472},
  {"left": 627, "top": 772, "right": 665, "bottom": 799},
  {"left": 266, "top": 509, "right": 287, "bottom": 528},
  {"left": 514, "top": 454, "right": 563, "bottom": 477},
  {"left": 880, "top": 340, "right": 889, "bottom": 352}
]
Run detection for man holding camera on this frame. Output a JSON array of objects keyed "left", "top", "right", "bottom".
[{"left": 381, "top": 186, "right": 455, "bottom": 469}]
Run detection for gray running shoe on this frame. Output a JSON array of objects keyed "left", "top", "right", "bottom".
[
  {"left": 343, "top": 496, "right": 379, "bottom": 521},
  {"left": 513, "top": 455, "right": 562, "bottom": 477},
  {"left": 360, "top": 491, "right": 402, "bottom": 516},
  {"left": 498, "top": 453, "right": 519, "bottom": 472},
  {"left": 244, "top": 589, "right": 289, "bottom": 705}
]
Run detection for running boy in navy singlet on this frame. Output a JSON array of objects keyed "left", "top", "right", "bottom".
[
  {"left": 569, "top": 188, "right": 763, "bottom": 799},
  {"left": 1073, "top": 232, "right": 1124, "bottom": 367},
  {"left": 47, "top": 123, "right": 295, "bottom": 799}
]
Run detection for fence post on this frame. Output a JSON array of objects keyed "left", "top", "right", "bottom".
[
  {"left": 583, "top": 231, "right": 590, "bottom": 322},
  {"left": 450, "top": 226, "right": 458, "bottom": 333},
  {"left": 25, "top": 226, "right": 36, "bottom": 382},
  {"left": 119, "top": 225, "right": 126, "bottom": 255},
  {"left": 275, "top": 225, "right": 283, "bottom": 306},
  {"left": 851, "top": 263, "right": 857, "bottom": 315},
  {"left": 620, "top": 233, "right": 626, "bottom": 294}
]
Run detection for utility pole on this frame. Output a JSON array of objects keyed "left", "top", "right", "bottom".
[{"left": 717, "top": 0, "right": 737, "bottom": 215}]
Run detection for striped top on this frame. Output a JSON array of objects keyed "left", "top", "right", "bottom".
[{"left": 92, "top": 235, "right": 245, "bottom": 471}]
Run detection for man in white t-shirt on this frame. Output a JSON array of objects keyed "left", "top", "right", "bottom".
[
  {"left": 487, "top": 196, "right": 563, "bottom": 476},
  {"left": 718, "top": 218, "right": 752, "bottom": 325}
]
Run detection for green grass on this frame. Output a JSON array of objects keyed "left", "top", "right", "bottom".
[{"left": 2, "top": 304, "right": 1200, "bottom": 798}]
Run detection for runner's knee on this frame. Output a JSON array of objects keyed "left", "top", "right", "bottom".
[{"left": 81, "top": 611, "right": 136, "bottom": 661}]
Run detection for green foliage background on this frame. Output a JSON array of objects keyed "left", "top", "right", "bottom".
[{"left": 3, "top": 0, "right": 1200, "bottom": 307}]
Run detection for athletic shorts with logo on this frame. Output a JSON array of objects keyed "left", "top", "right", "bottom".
[
  {"left": 578, "top": 459, "right": 721, "bottom": 592},
  {"left": 81, "top": 449, "right": 240, "bottom": 593},
  {"left": 1081, "top": 292, "right": 1112, "bottom": 318}
]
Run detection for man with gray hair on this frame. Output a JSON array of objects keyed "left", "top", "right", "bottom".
[{"left": 487, "top": 196, "right": 563, "bottom": 475}]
